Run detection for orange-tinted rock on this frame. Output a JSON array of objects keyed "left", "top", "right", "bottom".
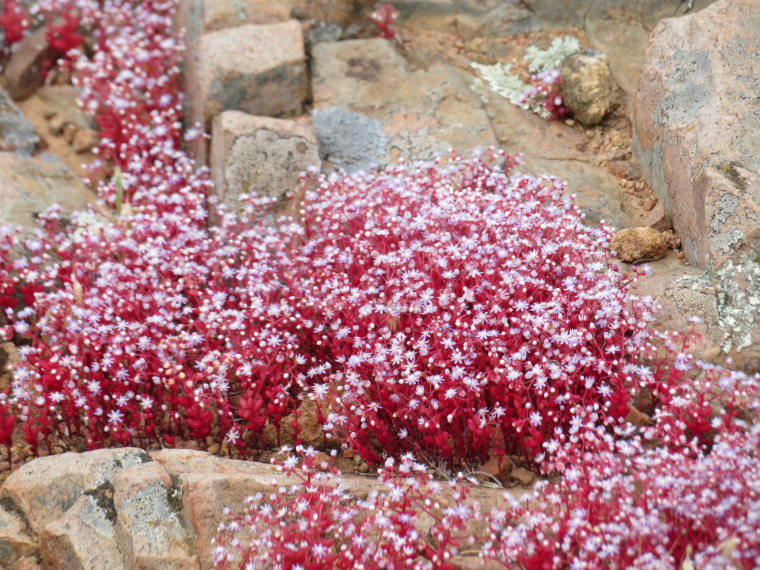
[{"left": 610, "top": 227, "right": 668, "bottom": 263}]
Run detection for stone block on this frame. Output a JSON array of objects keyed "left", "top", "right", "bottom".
[
  {"left": 180, "top": 473, "right": 273, "bottom": 569},
  {"left": 632, "top": 0, "right": 760, "bottom": 370},
  {"left": 185, "top": 19, "right": 307, "bottom": 158},
  {"left": 177, "top": 0, "right": 293, "bottom": 35},
  {"left": 150, "top": 448, "right": 273, "bottom": 477},
  {"left": 210, "top": 111, "right": 320, "bottom": 211},
  {"left": 634, "top": 0, "right": 760, "bottom": 269}
]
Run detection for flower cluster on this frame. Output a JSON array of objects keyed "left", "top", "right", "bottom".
[
  {"left": 371, "top": 3, "right": 400, "bottom": 42},
  {"left": 2, "top": 0, "right": 760, "bottom": 567},
  {"left": 0, "top": 0, "right": 28, "bottom": 45},
  {"left": 474, "top": 36, "right": 578, "bottom": 122},
  {"left": 213, "top": 446, "right": 478, "bottom": 570},
  {"left": 0, "top": 0, "right": 29, "bottom": 68},
  {"left": 482, "top": 358, "right": 760, "bottom": 569},
  {"left": 280, "top": 153, "right": 655, "bottom": 466},
  {"left": 517, "top": 69, "right": 569, "bottom": 122},
  {"left": 1, "top": 0, "right": 299, "bottom": 454}
]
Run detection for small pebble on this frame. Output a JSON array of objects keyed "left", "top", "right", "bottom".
[
  {"left": 565, "top": 118, "right": 575, "bottom": 126},
  {"left": 359, "top": 463, "right": 370, "bottom": 473}
]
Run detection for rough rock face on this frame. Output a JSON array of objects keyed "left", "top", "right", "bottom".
[
  {"left": 199, "top": 0, "right": 292, "bottom": 31},
  {"left": 559, "top": 51, "right": 618, "bottom": 125},
  {"left": 392, "top": 0, "right": 539, "bottom": 36},
  {"left": 36, "top": 86, "right": 96, "bottom": 134},
  {"left": 634, "top": 0, "right": 760, "bottom": 269},
  {"left": 480, "top": 89, "right": 633, "bottom": 230},
  {"left": 210, "top": 111, "right": 321, "bottom": 212},
  {"left": 0, "top": 448, "right": 514, "bottom": 570},
  {"left": 185, "top": 19, "right": 307, "bottom": 160},
  {"left": 0, "top": 153, "right": 107, "bottom": 230},
  {"left": 523, "top": 0, "right": 717, "bottom": 29},
  {"left": 632, "top": 0, "right": 760, "bottom": 371},
  {"left": 312, "top": 39, "right": 497, "bottom": 170},
  {"left": 610, "top": 227, "right": 668, "bottom": 263},
  {"left": 0, "top": 87, "right": 39, "bottom": 155}
]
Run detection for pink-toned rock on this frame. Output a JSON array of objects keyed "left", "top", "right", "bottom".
[
  {"left": 610, "top": 227, "right": 668, "bottom": 263},
  {"left": 633, "top": 0, "right": 760, "bottom": 372},
  {"left": 2, "top": 448, "right": 151, "bottom": 534},
  {"left": 0, "top": 342, "right": 19, "bottom": 374},
  {"left": 628, "top": 256, "right": 726, "bottom": 367},
  {"left": 2, "top": 27, "right": 52, "bottom": 101},
  {"left": 150, "top": 448, "right": 272, "bottom": 477},
  {"left": 185, "top": 20, "right": 307, "bottom": 158},
  {"left": 210, "top": 111, "right": 320, "bottom": 212},
  {"left": 311, "top": 39, "right": 498, "bottom": 171},
  {"left": 176, "top": 0, "right": 292, "bottom": 38},
  {"left": 641, "top": 201, "right": 673, "bottom": 232},
  {"left": 180, "top": 472, "right": 274, "bottom": 569},
  {"left": 607, "top": 159, "right": 640, "bottom": 181},
  {"left": 39, "top": 493, "right": 123, "bottom": 570},
  {"left": 625, "top": 404, "right": 652, "bottom": 428},
  {"left": 633, "top": 0, "right": 760, "bottom": 270},
  {"left": 113, "top": 461, "right": 199, "bottom": 570},
  {"left": 201, "top": 0, "right": 292, "bottom": 31},
  {"left": 4, "top": 556, "right": 42, "bottom": 570}
]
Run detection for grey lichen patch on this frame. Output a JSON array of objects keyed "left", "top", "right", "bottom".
[
  {"left": 651, "top": 140, "right": 673, "bottom": 217},
  {"left": 313, "top": 108, "right": 388, "bottom": 173},
  {"left": 95, "top": 450, "right": 154, "bottom": 489},
  {"left": 79, "top": 494, "right": 117, "bottom": 539},
  {"left": 120, "top": 482, "right": 192, "bottom": 552},
  {"left": 658, "top": 48, "right": 711, "bottom": 128},
  {"left": 385, "top": 128, "right": 449, "bottom": 164},
  {"left": 84, "top": 481, "right": 116, "bottom": 525},
  {"left": 672, "top": 250, "right": 760, "bottom": 354},
  {"left": 224, "top": 128, "right": 319, "bottom": 208},
  {"left": 667, "top": 287, "right": 725, "bottom": 346},
  {"left": 709, "top": 190, "right": 739, "bottom": 232},
  {"left": 165, "top": 473, "right": 183, "bottom": 515}
]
